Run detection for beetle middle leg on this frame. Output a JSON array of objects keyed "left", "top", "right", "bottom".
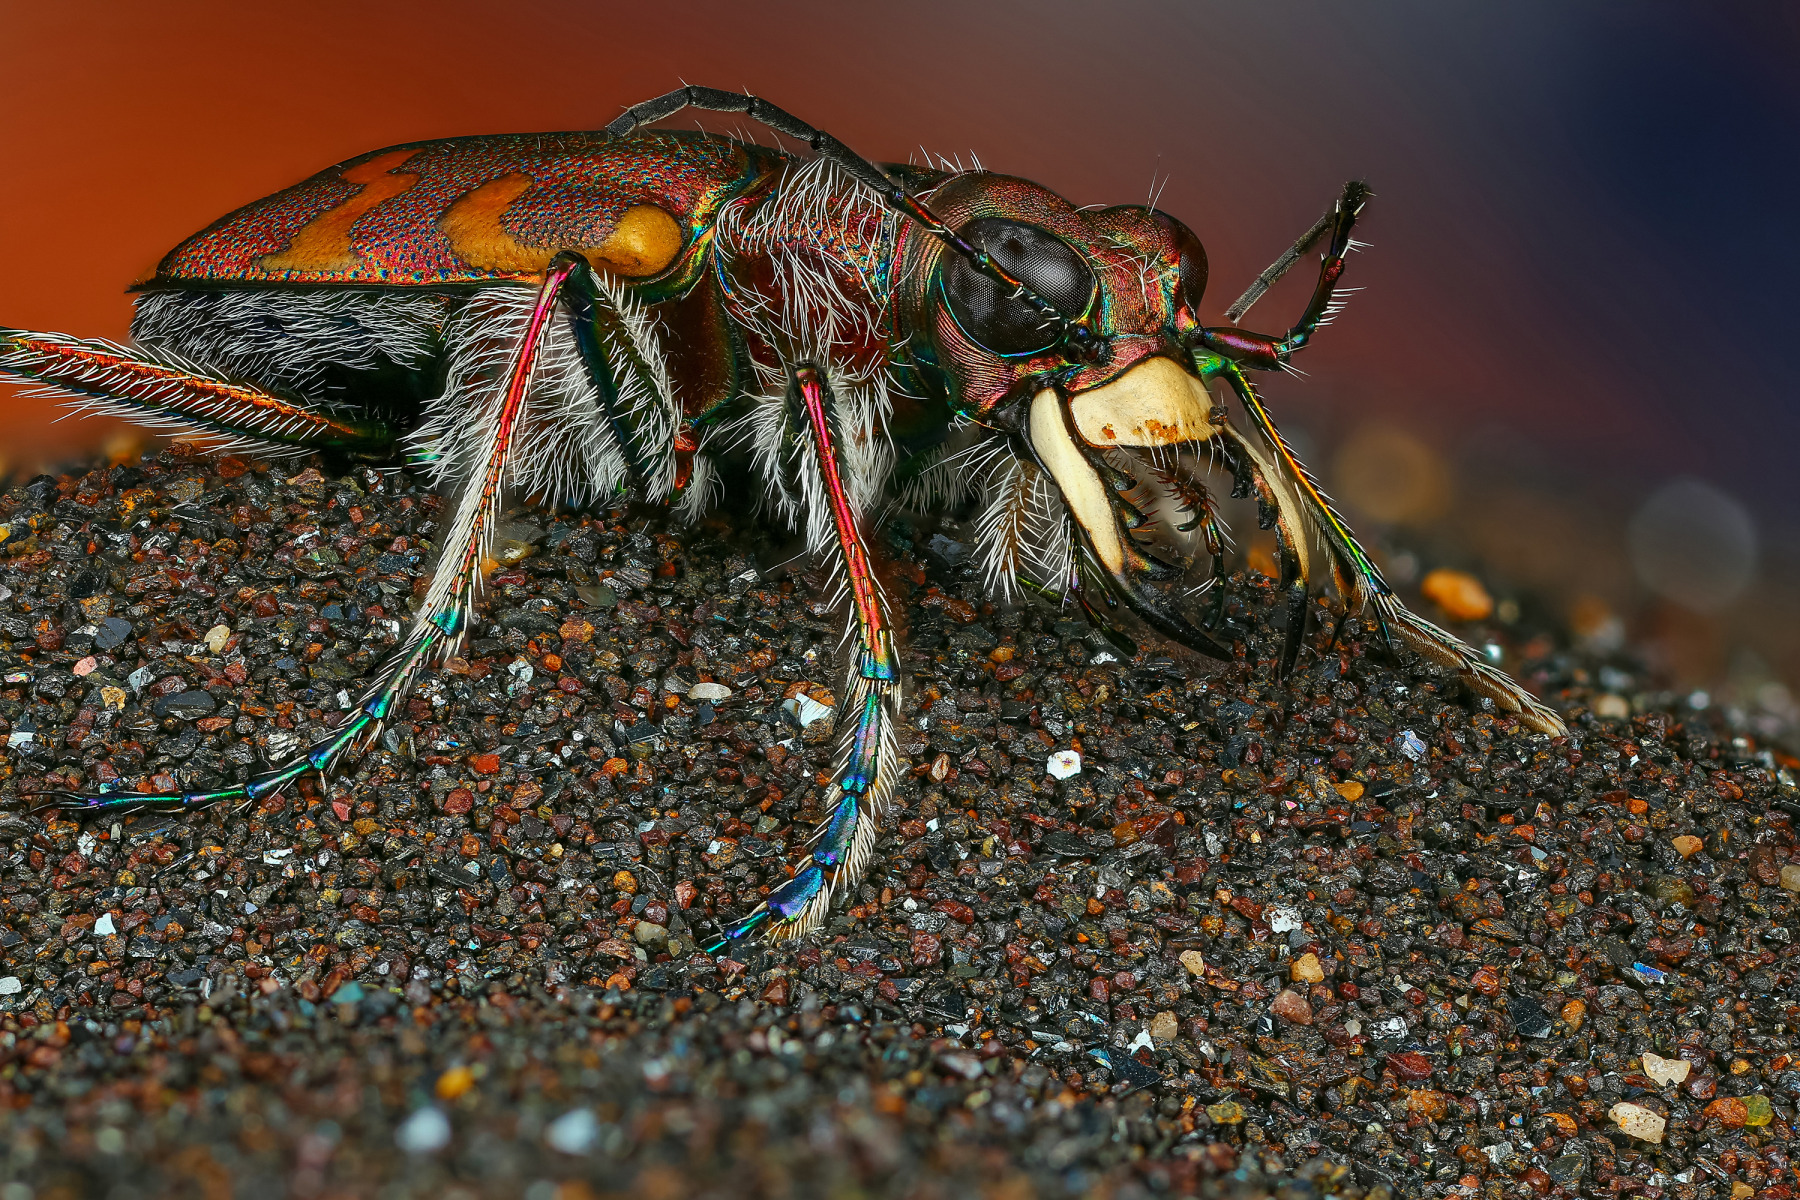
[
  {"left": 564, "top": 261, "right": 681, "bottom": 493},
  {"left": 706, "top": 362, "right": 902, "bottom": 948},
  {"left": 24, "top": 256, "right": 588, "bottom": 814}
]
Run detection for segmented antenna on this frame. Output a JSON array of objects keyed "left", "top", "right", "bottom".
[
  {"left": 1225, "top": 208, "right": 1335, "bottom": 324},
  {"left": 607, "top": 87, "right": 1096, "bottom": 357}
]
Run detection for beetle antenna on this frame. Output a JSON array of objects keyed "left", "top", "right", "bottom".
[
  {"left": 1225, "top": 210, "right": 1333, "bottom": 323},
  {"left": 609, "top": 86, "right": 1097, "bottom": 358}
]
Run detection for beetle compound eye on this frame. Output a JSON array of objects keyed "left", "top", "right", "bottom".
[
  {"left": 940, "top": 219, "right": 1095, "bottom": 357},
  {"left": 1172, "top": 223, "right": 1208, "bottom": 316}
]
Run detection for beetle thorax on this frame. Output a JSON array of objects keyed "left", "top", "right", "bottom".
[{"left": 712, "top": 157, "right": 896, "bottom": 373}]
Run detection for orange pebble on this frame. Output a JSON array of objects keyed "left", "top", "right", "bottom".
[
  {"left": 1420, "top": 568, "right": 1494, "bottom": 622},
  {"left": 436, "top": 1065, "right": 475, "bottom": 1100}
]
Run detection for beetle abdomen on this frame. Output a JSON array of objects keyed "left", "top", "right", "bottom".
[
  {"left": 130, "top": 289, "right": 453, "bottom": 423},
  {"left": 149, "top": 131, "right": 780, "bottom": 291}
]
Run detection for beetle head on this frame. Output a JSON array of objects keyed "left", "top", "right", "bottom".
[
  {"left": 894, "top": 174, "right": 1231, "bottom": 656},
  {"left": 895, "top": 173, "right": 1210, "bottom": 411}
]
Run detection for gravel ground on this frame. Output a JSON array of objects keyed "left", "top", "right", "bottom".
[{"left": 0, "top": 448, "right": 1796, "bottom": 1200}]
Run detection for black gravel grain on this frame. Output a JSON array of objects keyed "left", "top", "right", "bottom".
[{"left": 0, "top": 448, "right": 1796, "bottom": 1200}]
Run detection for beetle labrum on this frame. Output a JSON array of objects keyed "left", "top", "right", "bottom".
[{"left": 0, "top": 87, "right": 1563, "bottom": 946}]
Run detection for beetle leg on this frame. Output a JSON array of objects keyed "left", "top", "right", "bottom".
[
  {"left": 1204, "top": 529, "right": 1229, "bottom": 628},
  {"left": 1194, "top": 450, "right": 1233, "bottom": 630},
  {"left": 22, "top": 258, "right": 585, "bottom": 815},
  {"left": 1216, "top": 417, "right": 1312, "bottom": 678},
  {"left": 967, "top": 445, "right": 1081, "bottom": 612},
  {"left": 705, "top": 363, "right": 902, "bottom": 949},
  {"left": 0, "top": 327, "right": 395, "bottom": 457},
  {"left": 1144, "top": 445, "right": 1231, "bottom": 631},
  {"left": 1196, "top": 180, "right": 1369, "bottom": 371},
  {"left": 1210, "top": 361, "right": 1566, "bottom": 734},
  {"left": 563, "top": 261, "right": 681, "bottom": 498}
]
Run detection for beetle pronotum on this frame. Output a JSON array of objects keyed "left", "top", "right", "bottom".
[{"left": 0, "top": 86, "right": 1563, "bottom": 947}]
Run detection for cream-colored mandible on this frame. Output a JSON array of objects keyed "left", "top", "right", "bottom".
[
  {"left": 1029, "top": 388, "right": 1124, "bottom": 574},
  {"left": 1069, "top": 356, "right": 1220, "bottom": 448}
]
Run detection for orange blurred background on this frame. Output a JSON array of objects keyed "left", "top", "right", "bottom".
[{"left": 3, "top": 1, "right": 1798, "bottom": 715}]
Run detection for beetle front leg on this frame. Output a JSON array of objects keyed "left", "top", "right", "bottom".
[
  {"left": 1208, "top": 361, "right": 1566, "bottom": 733},
  {"left": 706, "top": 363, "right": 902, "bottom": 949},
  {"left": 1211, "top": 419, "right": 1314, "bottom": 679},
  {"left": 1198, "top": 500, "right": 1229, "bottom": 630},
  {"left": 1275, "top": 553, "right": 1309, "bottom": 679}
]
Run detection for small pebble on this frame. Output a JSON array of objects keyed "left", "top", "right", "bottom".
[
  {"left": 1269, "top": 989, "right": 1312, "bottom": 1026},
  {"left": 1560, "top": 998, "right": 1586, "bottom": 1030},
  {"left": 1405, "top": 1089, "right": 1448, "bottom": 1121},
  {"left": 1593, "top": 693, "right": 1631, "bottom": 719},
  {"left": 1046, "top": 750, "right": 1081, "bottom": 779},
  {"left": 1290, "top": 952, "right": 1324, "bottom": 983},
  {"left": 1641, "top": 1051, "right": 1690, "bottom": 1087},
  {"left": 435, "top": 1066, "right": 475, "bottom": 1100},
  {"left": 544, "top": 1107, "right": 600, "bottom": 1155},
  {"left": 783, "top": 694, "right": 832, "bottom": 727},
  {"left": 394, "top": 1107, "right": 452, "bottom": 1154},
  {"left": 1704, "top": 1096, "right": 1750, "bottom": 1128},
  {"left": 1609, "top": 1102, "right": 1666, "bottom": 1143}
]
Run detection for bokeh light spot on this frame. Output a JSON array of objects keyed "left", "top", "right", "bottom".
[
  {"left": 1625, "top": 478, "right": 1756, "bottom": 612},
  {"left": 1331, "top": 424, "right": 1449, "bottom": 525}
]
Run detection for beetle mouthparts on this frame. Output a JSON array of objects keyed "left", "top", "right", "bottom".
[
  {"left": 1026, "top": 360, "right": 1233, "bottom": 660},
  {"left": 1066, "top": 356, "right": 1221, "bottom": 451}
]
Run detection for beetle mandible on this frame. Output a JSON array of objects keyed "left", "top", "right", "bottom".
[{"left": 0, "top": 86, "right": 1564, "bottom": 947}]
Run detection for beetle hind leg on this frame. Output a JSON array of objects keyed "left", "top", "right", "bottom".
[{"left": 0, "top": 327, "right": 397, "bottom": 457}]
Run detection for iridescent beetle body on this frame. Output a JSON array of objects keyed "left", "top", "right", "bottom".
[{"left": 0, "top": 88, "right": 1563, "bottom": 946}]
